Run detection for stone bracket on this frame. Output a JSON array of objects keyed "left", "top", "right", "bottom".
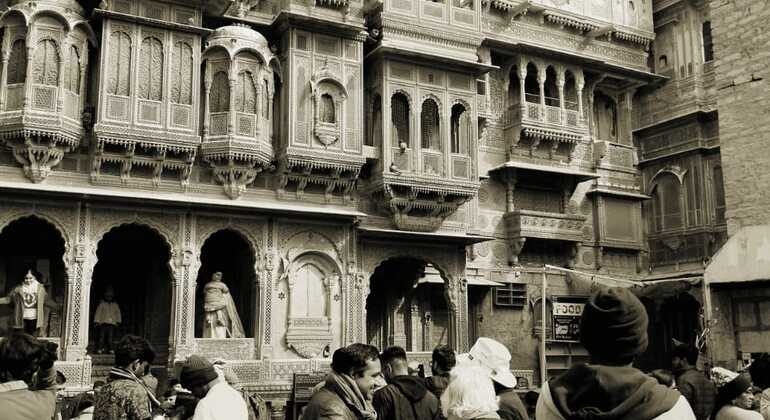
[{"left": 8, "top": 136, "right": 77, "bottom": 183}]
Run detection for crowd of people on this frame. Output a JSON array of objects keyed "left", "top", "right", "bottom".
[{"left": 2, "top": 286, "right": 770, "bottom": 420}]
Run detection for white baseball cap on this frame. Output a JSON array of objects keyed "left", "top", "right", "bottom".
[{"left": 456, "top": 337, "right": 517, "bottom": 389}]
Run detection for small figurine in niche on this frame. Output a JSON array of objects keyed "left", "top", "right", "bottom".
[
  {"left": 0, "top": 269, "right": 60, "bottom": 336},
  {"left": 94, "top": 287, "right": 121, "bottom": 354},
  {"left": 202, "top": 271, "right": 245, "bottom": 338}
]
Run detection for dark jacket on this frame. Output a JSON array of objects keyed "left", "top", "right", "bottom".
[
  {"left": 425, "top": 375, "right": 450, "bottom": 400},
  {"left": 373, "top": 376, "right": 440, "bottom": 420},
  {"left": 497, "top": 389, "right": 529, "bottom": 420},
  {"left": 676, "top": 368, "right": 716, "bottom": 420},
  {"left": 536, "top": 364, "right": 695, "bottom": 420},
  {"left": 302, "top": 387, "right": 360, "bottom": 420}
]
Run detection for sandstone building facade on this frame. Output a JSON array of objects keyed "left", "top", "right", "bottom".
[{"left": 0, "top": 0, "right": 731, "bottom": 411}]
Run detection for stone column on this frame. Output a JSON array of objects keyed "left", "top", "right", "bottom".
[
  {"left": 202, "top": 69, "right": 211, "bottom": 137},
  {"left": 518, "top": 65, "right": 526, "bottom": 113},
  {"left": 228, "top": 73, "right": 237, "bottom": 134},
  {"left": 576, "top": 71, "right": 585, "bottom": 122},
  {"left": 63, "top": 207, "right": 91, "bottom": 361},
  {"left": 557, "top": 68, "right": 566, "bottom": 124},
  {"left": 537, "top": 66, "right": 546, "bottom": 113},
  {"left": 23, "top": 43, "right": 34, "bottom": 112},
  {"left": 270, "top": 400, "right": 288, "bottom": 420},
  {"left": 171, "top": 214, "right": 197, "bottom": 362},
  {"left": 0, "top": 53, "right": 9, "bottom": 111}
]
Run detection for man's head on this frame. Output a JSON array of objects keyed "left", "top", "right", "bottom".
[
  {"left": 331, "top": 343, "right": 382, "bottom": 398},
  {"left": 380, "top": 346, "right": 409, "bottom": 381},
  {"left": 212, "top": 272, "right": 223, "bottom": 282},
  {"left": 671, "top": 344, "right": 698, "bottom": 372},
  {"left": 179, "top": 355, "right": 219, "bottom": 399},
  {"left": 431, "top": 344, "right": 456, "bottom": 376},
  {"left": 104, "top": 287, "right": 115, "bottom": 302},
  {"left": 114, "top": 335, "right": 156, "bottom": 377},
  {"left": 580, "top": 287, "right": 649, "bottom": 366},
  {"left": 750, "top": 353, "right": 770, "bottom": 390},
  {"left": 0, "top": 333, "right": 49, "bottom": 383}
]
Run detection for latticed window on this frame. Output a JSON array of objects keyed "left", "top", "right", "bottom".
[
  {"left": 7, "top": 39, "right": 26, "bottom": 85},
  {"left": 108, "top": 31, "right": 132, "bottom": 96},
  {"left": 450, "top": 103, "right": 470, "bottom": 154},
  {"left": 139, "top": 37, "right": 163, "bottom": 101},
  {"left": 33, "top": 39, "right": 59, "bottom": 86},
  {"left": 209, "top": 71, "right": 230, "bottom": 113},
  {"left": 320, "top": 94, "right": 335, "bottom": 123},
  {"left": 421, "top": 99, "right": 440, "bottom": 150},
  {"left": 714, "top": 166, "right": 725, "bottom": 224},
  {"left": 66, "top": 46, "right": 80, "bottom": 93},
  {"left": 391, "top": 93, "right": 409, "bottom": 147},
  {"left": 170, "top": 41, "right": 193, "bottom": 105},
  {"left": 235, "top": 70, "right": 257, "bottom": 114}
]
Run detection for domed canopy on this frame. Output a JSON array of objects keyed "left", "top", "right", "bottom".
[{"left": 205, "top": 23, "right": 272, "bottom": 63}]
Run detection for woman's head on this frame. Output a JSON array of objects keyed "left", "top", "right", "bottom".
[{"left": 440, "top": 363, "right": 499, "bottom": 419}]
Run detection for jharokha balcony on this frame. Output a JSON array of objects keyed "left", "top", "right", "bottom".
[
  {"left": 500, "top": 57, "right": 590, "bottom": 161},
  {"left": 504, "top": 209, "right": 586, "bottom": 243}
]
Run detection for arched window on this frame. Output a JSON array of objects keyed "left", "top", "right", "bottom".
[
  {"left": 170, "top": 41, "right": 193, "bottom": 105},
  {"left": 108, "top": 31, "right": 132, "bottom": 96},
  {"left": 421, "top": 99, "right": 440, "bottom": 150},
  {"left": 320, "top": 93, "right": 335, "bottom": 123},
  {"left": 235, "top": 70, "right": 257, "bottom": 114},
  {"left": 593, "top": 91, "right": 618, "bottom": 141},
  {"left": 139, "top": 37, "right": 163, "bottom": 101},
  {"left": 7, "top": 39, "right": 27, "bottom": 85},
  {"left": 524, "top": 63, "right": 539, "bottom": 104},
  {"left": 451, "top": 103, "right": 470, "bottom": 154},
  {"left": 391, "top": 93, "right": 410, "bottom": 147},
  {"left": 291, "top": 261, "right": 328, "bottom": 318},
  {"left": 652, "top": 173, "right": 683, "bottom": 231},
  {"left": 33, "top": 39, "right": 59, "bottom": 86},
  {"left": 209, "top": 71, "right": 230, "bottom": 113},
  {"left": 508, "top": 67, "right": 521, "bottom": 107},
  {"left": 66, "top": 46, "right": 80, "bottom": 93},
  {"left": 544, "top": 66, "right": 559, "bottom": 107}
]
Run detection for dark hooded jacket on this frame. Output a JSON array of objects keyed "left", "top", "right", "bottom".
[
  {"left": 535, "top": 364, "right": 696, "bottom": 420},
  {"left": 373, "top": 375, "right": 440, "bottom": 420}
]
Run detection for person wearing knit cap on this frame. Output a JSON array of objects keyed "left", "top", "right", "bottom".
[
  {"left": 179, "top": 354, "right": 247, "bottom": 420},
  {"left": 713, "top": 371, "right": 762, "bottom": 420},
  {"left": 536, "top": 287, "right": 697, "bottom": 420}
]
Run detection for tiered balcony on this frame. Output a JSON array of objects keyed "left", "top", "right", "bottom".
[{"left": 502, "top": 100, "right": 589, "bottom": 159}]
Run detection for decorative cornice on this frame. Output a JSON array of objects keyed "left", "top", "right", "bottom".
[{"left": 381, "top": 16, "right": 483, "bottom": 51}]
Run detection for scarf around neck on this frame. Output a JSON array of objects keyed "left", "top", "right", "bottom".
[
  {"left": 325, "top": 371, "right": 377, "bottom": 420},
  {"left": 108, "top": 367, "right": 162, "bottom": 408}
]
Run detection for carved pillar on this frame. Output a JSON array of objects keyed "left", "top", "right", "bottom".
[
  {"left": 0, "top": 53, "right": 9, "bottom": 111},
  {"left": 171, "top": 213, "right": 197, "bottom": 361},
  {"left": 23, "top": 44, "right": 34, "bottom": 112},
  {"left": 63, "top": 206, "right": 91, "bottom": 361},
  {"left": 228, "top": 74, "right": 237, "bottom": 135},
  {"left": 270, "top": 400, "right": 288, "bottom": 420},
  {"left": 203, "top": 65, "right": 212, "bottom": 137},
  {"left": 576, "top": 71, "right": 585, "bottom": 121},
  {"left": 57, "top": 39, "right": 67, "bottom": 112},
  {"left": 517, "top": 65, "right": 526, "bottom": 113},
  {"left": 557, "top": 69, "right": 565, "bottom": 124},
  {"left": 504, "top": 171, "right": 517, "bottom": 213},
  {"left": 537, "top": 66, "right": 546, "bottom": 114}
]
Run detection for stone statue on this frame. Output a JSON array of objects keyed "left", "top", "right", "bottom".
[
  {"left": 0, "top": 269, "right": 60, "bottom": 336},
  {"left": 202, "top": 271, "right": 245, "bottom": 338}
]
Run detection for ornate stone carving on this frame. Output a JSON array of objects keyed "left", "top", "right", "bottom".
[{"left": 310, "top": 63, "right": 348, "bottom": 147}]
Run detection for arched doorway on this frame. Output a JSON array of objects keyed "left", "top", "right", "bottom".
[
  {"left": 195, "top": 230, "right": 257, "bottom": 338},
  {"left": 0, "top": 216, "right": 67, "bottom": 337},
  {"left": 636, "top": 292, "right": 701, "bottom": 371},
  {"left": 90, "top": 224, "right": 173, "bottom": 359},
  {"left": 366, "top": 257, "right": 451, "bottom": 352}
]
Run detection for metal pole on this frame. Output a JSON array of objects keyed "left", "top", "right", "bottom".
[
  {"left": 540, "top": 266, "right": 548, "bottom": 386},
  {"left": 702, "top": 276, "right": 715, "bottom": 368}
]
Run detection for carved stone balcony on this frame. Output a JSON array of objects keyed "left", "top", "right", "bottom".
[
  {"left": 368, "top": 173, "right": 479, "bottom": 232},
  {"left": 502, "top": 103, "right": 589, "bottom": 161},
  {"left": 504, "top": 209, "right": 586, "bottom": 265},
  {"left": 0, "top": 1, "right": 96, "bottom": 183},
  {"left": 505, "top": 209, "right": 585, "bottom": 242}
]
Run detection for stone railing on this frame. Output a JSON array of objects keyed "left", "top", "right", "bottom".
[
  {"left": 594, "top": 140, "right": 637, "bottom": 169},
  {"left": 504, "top": 103, "right": 587, "bottom": 132},
  {"left": 504, "top": 209, "right": 586, "bottom": 242}
]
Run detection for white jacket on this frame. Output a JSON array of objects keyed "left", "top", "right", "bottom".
[{"left": 536, "top": 379, "right": 698, "bottom": 420}]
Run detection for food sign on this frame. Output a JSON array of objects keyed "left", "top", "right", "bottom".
[{"left": 552, "top": 302, "right": 584, "bottom": 341}]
